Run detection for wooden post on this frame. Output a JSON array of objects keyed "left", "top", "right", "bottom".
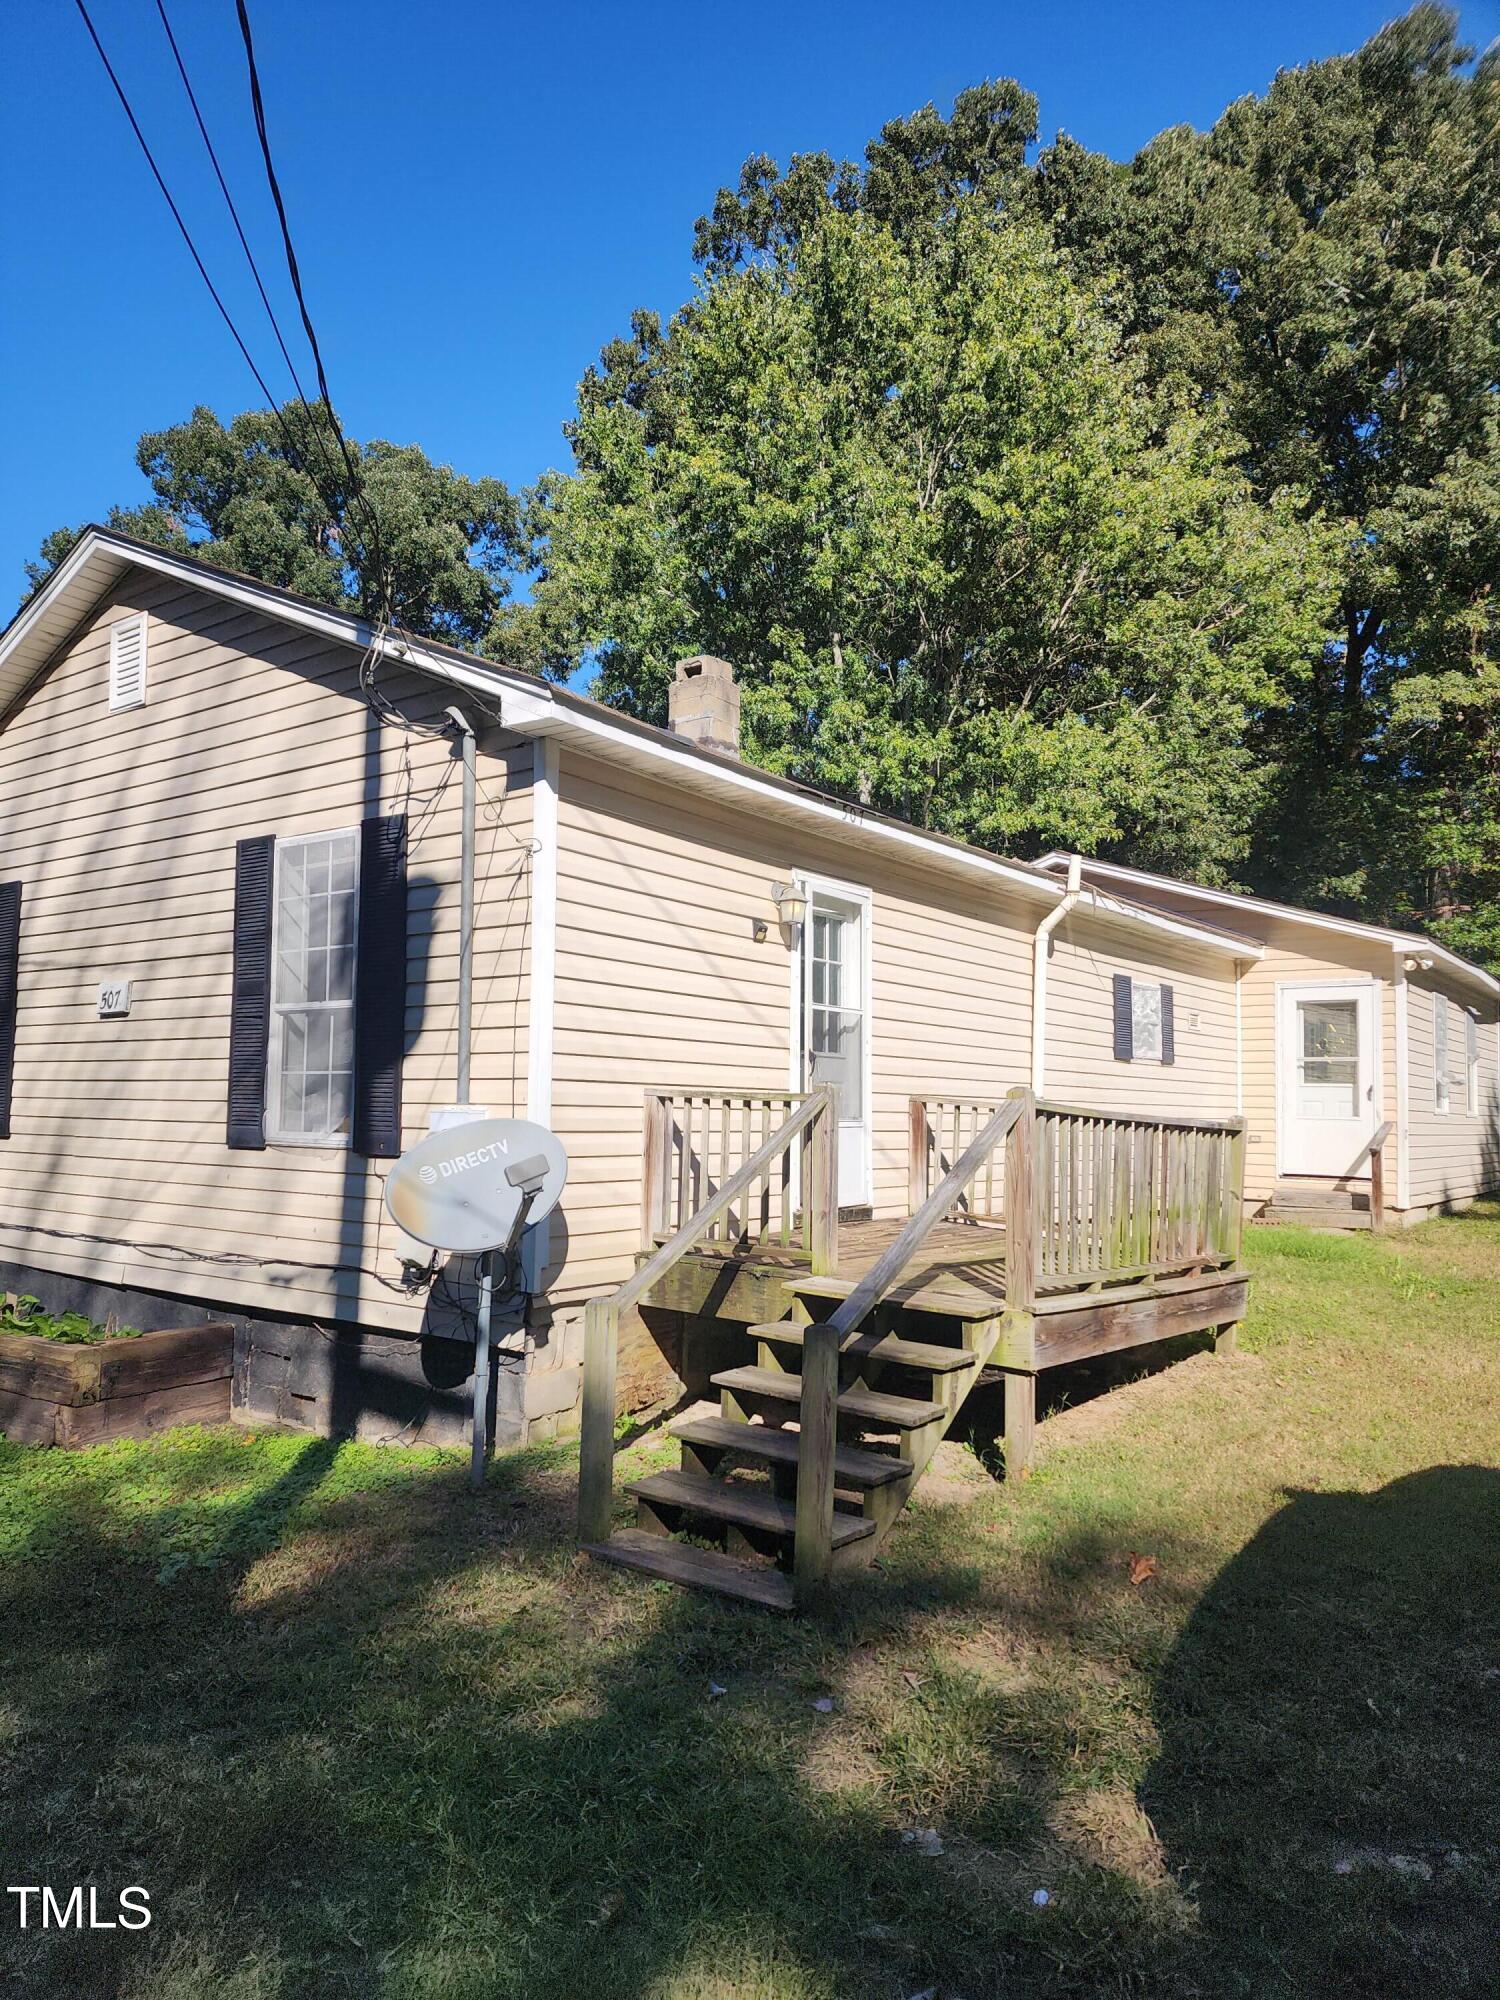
[
  {"left": 1370, "top": 1137, "right": 1386, "bottom": 1232},
  {"left": 1226, "top": 1123, "right": 1247, "bottom": 1262},
  {"left": 908, "top": 1097, "right": 930, "bottom": 1215},
  {"left": 794, "top": 1321, "right": 840, "bottom": 1606},
  {"left": 809, "top": 1089, "right": 839, "bottom": 1276},
  {"left": 1003, "top": 1088, "right": 1036, "bottom": 1311},
  {"left": 1003, "top": 1371, "right": 1036, "bottom": 1478},
  {"left": 577, "top": 1297, "right": 619, "bottom": 1544},
  {"left": 641, "top": 1092, "right": 667, "bottom": 1250}
]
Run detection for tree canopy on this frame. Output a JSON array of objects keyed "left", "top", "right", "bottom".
[{"left": 32, "top": 404, "right": 520, "bottom": 651}]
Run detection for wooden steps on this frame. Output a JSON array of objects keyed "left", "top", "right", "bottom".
[
  {"left": 669, "top": 1414, "right": 911, "bottom": 1489},
  {"left": 1263, "top": 1184, "right": 1372, "bottom": 1230},
  {"left": 627, "top": 1468, "right": 876, "bottom": 1548},
  {"left": 584, "top": 1528, "right": 795, "bottom": 1611},
  {"left": 748, "top": 1322, "right": 975, "bottom": 1372},
  {"left": 792, "top": 1271, "right": 1007, "bottom": 1319},
  {"left": 711, "top": 1365, "right": 945, "bottom": 1430}
]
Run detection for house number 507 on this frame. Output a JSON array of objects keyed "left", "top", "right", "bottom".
[{"left": 98, "top": 980, "right": 132, "bottom": 1018}]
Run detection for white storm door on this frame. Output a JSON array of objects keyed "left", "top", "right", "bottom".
[
  {"left": 801, "top": 883, "right": 871, "bottom": 1208},
  {"left": 1278, "top": 982, "right": 1377, "bottom": 1177}
]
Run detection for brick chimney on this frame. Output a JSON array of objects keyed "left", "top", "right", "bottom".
[{"left": 668, "top": 654, "right": 740, "bottom": 756}]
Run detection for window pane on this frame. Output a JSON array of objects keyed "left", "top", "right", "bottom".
[
  {"left": 1297, "top": 1000, "right": 1359, "bottom": 1117},
  {"left": 1131, "top": 981, "right": 1161, "bottom": 1061},
  {"left": 270, "top": 832, "right": 358, "bottom": 1141},
  {"left": 1302, "top": 1001, "right": 1356, "bottom": 1062}
]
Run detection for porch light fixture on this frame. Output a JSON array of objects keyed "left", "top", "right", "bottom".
[{"left": 771, "top": 881, "right": 808, "bottom": 938}]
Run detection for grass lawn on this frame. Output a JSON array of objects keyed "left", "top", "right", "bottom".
[{"left": 2, "top": 1210, "right": 1497, "bottom": 1999}]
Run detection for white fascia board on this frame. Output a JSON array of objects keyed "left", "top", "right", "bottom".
[
  {"left": 1056, "top": 854, "right": 1499, "bottom": 998},
  {"left": 1080, "top": 888, "right": 1263, "bottom": 961}
]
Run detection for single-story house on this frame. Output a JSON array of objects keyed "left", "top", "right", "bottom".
[
  {"left": 1034, "top": 854, "right": 1500, "bottom": 1226},
  {"left": 0, "top": 527, "right": 1281, "bottom": 1453}
]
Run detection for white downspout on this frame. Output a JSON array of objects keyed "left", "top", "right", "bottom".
[
  {"left": 1392, "top": 947, "right": 1411, "bottom": 1212},
  {"left": 1234, "top": 958, "right": 1246, "bottom": 1115},
  {"left": 1032, "top": 854, "right": 1083, "bottom": 1093}
]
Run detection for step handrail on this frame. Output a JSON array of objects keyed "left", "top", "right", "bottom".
[
  {"left": 577, "top": 1085, "right": 839, "bottom": 1545},
  {"left": 793, "top": 1086, "right": 1035, "bottom": 1603}
]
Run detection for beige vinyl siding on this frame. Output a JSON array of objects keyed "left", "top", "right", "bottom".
[
  {"left": 1044, "top": 913, "right": 1238, "bottom": 1118},
  {"left": 1404, "top": 974, "right": 1500, "bottom": 1210},
  {"left": 544, "top": 755, "right": 1243, "bottom": 1307},
  {"left": 0, "top": 568, "right": 533, "bottom": 1331},
  {"left": 545, "top": 752, "right": 1041, "bottom": 1303}
]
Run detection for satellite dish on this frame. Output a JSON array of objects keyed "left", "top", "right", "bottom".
[{"left": 384, "top": 1118, "right": 568, "bottom": 1254}]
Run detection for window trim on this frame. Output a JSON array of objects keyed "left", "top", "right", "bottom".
[
  {"left": 1130, "top": 979, "right": 1163, "bottom": 1063},
  {"left": 1434, "top": 991, "right": 1449, "bottom": 1116},
  {"left": 265, "top": 828, "right": 360, "bottom": 1150},
  {"left": 1465, "top": 1010, "right": 1479, "bottom": 1118},
  {"left": 1116, "top": 975, "right": 1172, "bottom": 1065}
]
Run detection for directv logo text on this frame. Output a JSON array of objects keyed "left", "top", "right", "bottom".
[{"left": 417, "top": 1139, "right": 511, "bottom": 1186}]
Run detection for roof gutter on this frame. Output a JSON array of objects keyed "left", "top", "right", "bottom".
[{"left": 1032, "top": 854, "right": 1083, "bottom": 1092}]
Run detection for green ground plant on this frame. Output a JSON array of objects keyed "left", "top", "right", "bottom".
[{"left": 0, "top": 1293, "right": 141, "bottom": 1344}]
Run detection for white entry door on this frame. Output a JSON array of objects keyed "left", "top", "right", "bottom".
[
  {"left": 800, "top": 882, "right": 871, "bottom": 1208},
  {"left": 1277, "top": 982, "right": 1378, "bottom": 1177}
]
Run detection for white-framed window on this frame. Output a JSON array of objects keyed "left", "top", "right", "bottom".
[
  {"left": 1114, "top": 975, "right": 1175, "bottom": 1064},
  {"left": 1434, "top": 991, "right": 1449, "bottom": 1114},
  {"left": 1131, "top": 980, "right": 1163, "bottom": 1061},
  {"left": 267, "top": 829, "right": 359, "bottom": 1145},
  {"left": 108, "top": 613, "right": 147, "bottom": 711},
  {"left": 1466, "top": 1011, "right": 1479, "bottom": 1117}
]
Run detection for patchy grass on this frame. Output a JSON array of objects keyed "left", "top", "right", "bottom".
[{"left": 1, "top": 1208, "right": 1497, "bottom": 1998}]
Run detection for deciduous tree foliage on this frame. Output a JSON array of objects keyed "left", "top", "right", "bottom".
[
  {"left": 32, "top": 405, "right": 520, "bottom": 650},
  {"left": 525, "top": 209, "right": 1333, "bottom": 875}
]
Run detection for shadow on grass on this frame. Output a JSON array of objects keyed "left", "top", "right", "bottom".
[
  {"left": 1144, "top": 1464, "right": 1500, "bottom": 1999},
  {"left": 3, "top": 1432, "right": 1497, "bottom": 2000}
]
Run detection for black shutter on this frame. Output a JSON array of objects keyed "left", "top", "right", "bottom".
[
  {"left": 353, "top": 814, "right": 408, "bottom": 1158},
  {"left": 1160, "top": 984, "right": 1175, "bottom": 1065},
  {"left": 1112, "top": 973, "right": 1133, "bottom": 1061},
  {"left": 228, "top": 837, "right": 275, "bottom": 1148},
  {"left": 0, "top": 881, "right": 20, "bottom": 1141}
]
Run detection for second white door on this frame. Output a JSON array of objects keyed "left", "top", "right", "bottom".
[{"left": 1277, "top": 981, "right": 1378, "bottom": 1177}]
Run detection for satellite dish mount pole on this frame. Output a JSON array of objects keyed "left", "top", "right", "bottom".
[{"left": 469, "top": 1154, "right": 552, "bottom": 1491}]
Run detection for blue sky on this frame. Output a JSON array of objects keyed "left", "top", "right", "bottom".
[{"left": 3, "top": 1, "right": 1496, "bottom": 607}]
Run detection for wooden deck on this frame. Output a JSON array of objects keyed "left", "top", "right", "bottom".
[{"left": 580, "top": 1088, "right": 1250, "bottom": 1609}]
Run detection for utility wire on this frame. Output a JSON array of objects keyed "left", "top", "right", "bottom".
[
  {"left": 151, "top": 0, "right": 352, "bottom": 525},
  {"left": 71, "top": 0, "right": 373, "bottom": 588},
  {"left": 233, "top": 0, "right": 390, "bottom": 608},
  {"left": 73, "top": 0, "right": 294, "bottom": 438}
]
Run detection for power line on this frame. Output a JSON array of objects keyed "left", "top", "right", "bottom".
[
  {"left": 71, "top": 0, "right": 371, "bottom": 583},
  {"left": 73, "top": 0, "right": 290, "bottom": 432},
  {"left": 151, "top": 0, "right": 353, "bottom": 525},
  {"left": 153, "top": 0, "right": 309, "bottom": 406},
  {"left": 233, "top": 0, "right": 390, "bottom": 609}
]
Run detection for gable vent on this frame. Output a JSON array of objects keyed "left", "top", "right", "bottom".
[{"left": 108, "top": 614, "right": 147, "bottom": 712}]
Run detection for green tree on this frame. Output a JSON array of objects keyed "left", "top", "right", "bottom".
[
  {"left": 28, "top": 404, "right": 522, "bottom": 651},
  {"left": 1030, "top": 8, "right": 1500, "bottom": 962},
  {"left": 526, "top": 207, "right": 1335, "bottom": 876}
]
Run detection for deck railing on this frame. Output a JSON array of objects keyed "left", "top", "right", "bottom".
[
  {"left": 1032, "top": 1099, "right": 1246, "bottom": 1284},
  {"left": 578, "top": 1087, "right": 839, "bottom": 1546},
  {"left": 908, "top": 1096, "right": 1010, "bottom": 1220},
  {"left": 643, "top": 1088, "right": 826, "bottom": 1253}
]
